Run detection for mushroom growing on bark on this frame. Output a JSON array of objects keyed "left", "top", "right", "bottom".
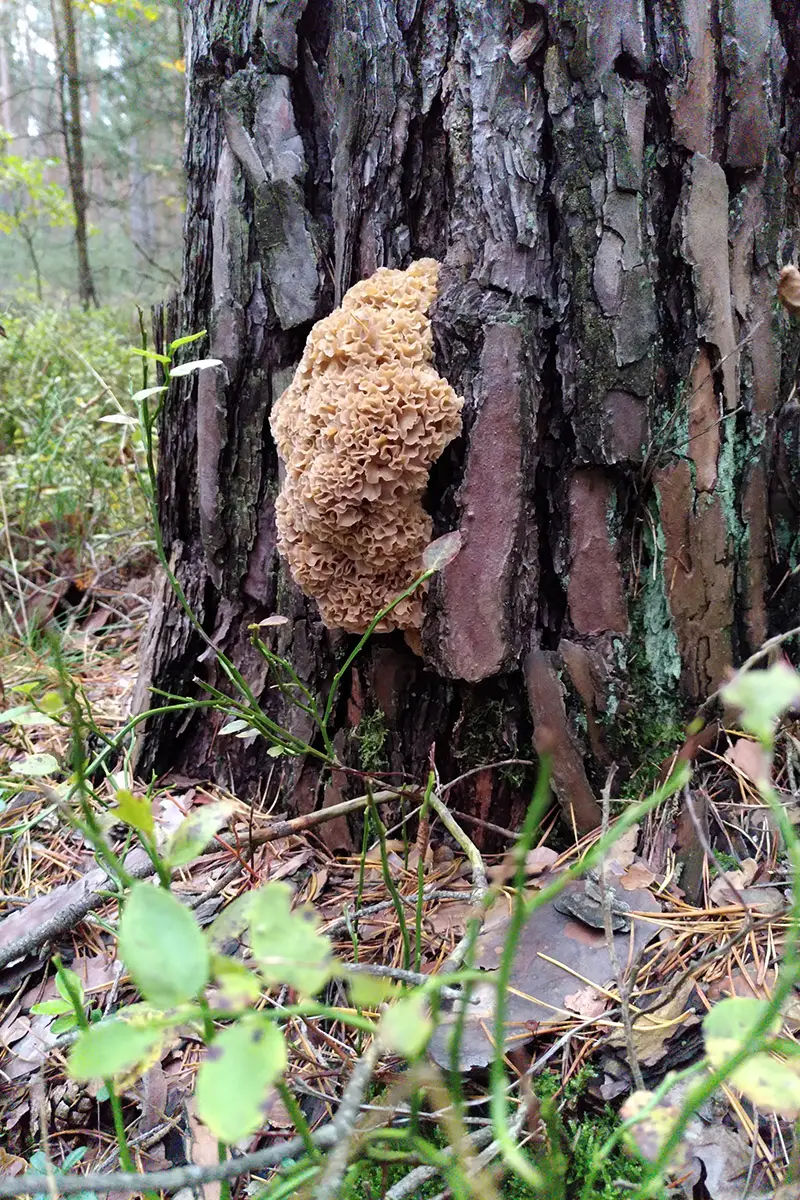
[{"left": 270, "top": 258, "right": 463, "bottom": 633}]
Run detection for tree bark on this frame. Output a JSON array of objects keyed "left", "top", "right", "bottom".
[
  {"left": 52, "top": 0, "right": 97, "bottom": 308},
  {"left": 135, "top": 0, "right": 800, "bottom": 845}
]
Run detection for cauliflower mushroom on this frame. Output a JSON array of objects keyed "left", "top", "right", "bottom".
[{"left": 270, "top": 259, "right": 463, "bottom": 633}]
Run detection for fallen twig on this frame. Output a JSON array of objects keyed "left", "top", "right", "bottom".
[
  {"left": 0, "top": 1126, "right": 342, "bottom": 1197},
  {"left": 0, "top": 790, "right": 405, "bottom": 972}
]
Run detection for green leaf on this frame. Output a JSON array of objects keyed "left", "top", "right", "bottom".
[
  {"left": 168, "top": 357, "right": 223, "bottom": 378},
  {"left": 113, "top": 789, "right": 155, "bottom": 837},
  {"left": 347, "top": 973, "right": 398, "bottom": 1008},
  {"left": 248, "top": 882, "right": 333, "bottom": 997},
  {"left": 168, "top": 330, "right": 207, "bottom": 354},
  {"left": 728, "top": 1053, "right": 800, "bottom": 1117},
  {"left": 130, "top": 347, "right": 170, "bottom": 365},
  {"left": 195, "top": 1014, "right": 287, "bottom": 1143},
  {"left": 218, "top": 718, "right": 251, "bottom": 736},
  {"left": 703, "top": 997, "right": 782, "bottom": 1068},
  {"left": 704, "top": 999, "right": 800, "bottom": 1115},
  {"left": 0, "top": 706, "right": 56, "bottom": 728},
  {"left": 207, "top": 893, "right": 255, "bottom": 952},
  {"left": 164, "top": 800, "right": 235, "bottom": 868},
  {"left": 9, "top": 753, "right": 59, "bottom": 777},
  {"left": 722, "top": 664, "right": 800, "bottom": 747},
  {"left": 379, "top": 992, "right": 432, "bottom": 1059},
  {"left": 68, "top": 1020, "right": 164, "bottom": 1081},
  {"left": 31, "top": 998, "right": 74, "bottom": 1016},
  {"left": 267, "top": 744, "right": 292, "bottom": 758},
  {"left": 39, "top": 691, "right": 65, "bottom": 715},
  {"left": 131, "top": 386, "right": 167, "bottom": 403},
  {"left": 51, "top": 1013, "right": 80, "bottom": 1037},
  {"left": 56, "top": 967, "right": 84, "bottom": 1007},
  {"left": 119, "top": 884, "right": 210, "bottom": 1008},
  {"left": 10, "top": 682, "right": 39, "bottom": 696},
  {"left": 98, "top": 413, "right": 139, "bottom": 426},
  {"left": 212, "top": 956, "right": 262, "bottom": 1007}
]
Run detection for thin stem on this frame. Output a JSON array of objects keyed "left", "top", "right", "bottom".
[
  {"left": 367, "top": 785, "right": 411, "bottom": 970},
  {"left": 490, "top": 756, "right": 553, "bottom": 1190},
  {"left": 276, "top": 1082, "right": 320, "bottom": 1162},
  {"left": 109, "top": 1092, "right": 135, "bottom": 1173},
  {"left": 322, "top": 567, "right": 434, "bottom": 733},
  {"left": 415, "top": 773, "right": 435, "bottom": 972}
]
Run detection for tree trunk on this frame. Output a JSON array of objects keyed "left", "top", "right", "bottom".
[
  {"left": 53, "top": 0, "right": 97, "bottom": 308},
  {"left": 0, "top": 17, "right": 13, "bottom": 136},
  {"left": 135, "top": 0, "right": 800, "bottom": 847}
]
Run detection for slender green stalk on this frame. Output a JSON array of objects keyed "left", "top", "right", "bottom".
[
  {"left": 276, "top": 1082, "right": 320, "bottom": 1162},
  {"left": 50, "top": 640, "right": 135, "bottom": 889},
  {"left": 109, "top": 1092, "right": 136, "bottom": 1174},
  {"left": 414, "top": 772, "right": 435, "bottom": 972},
  {"left": 523, "top": 762, "right": 690, "bottom": 922},
  {"left": 321, "top": 567, "right": 434, "bottom": 734},
  {"left": 250, "top": 633, "right": 333, "bottom": 759},
  {"left": 216, "top": 1148, "right": 232, "bottom": 1200},
  {"left": 257, "top": 1162, "right": 319, "bottom": 1199},
  {"left": 367, "top": 785, "right": 411, "bottom": 970},
  {"left": 356, "top": 808, "right": 371, "bottom": 923},
  {"left": 578, "top": 1063, "right": 704, "bottom": 1200},
  {"left": 490, "top": 756, "right": 553, "bottom": 1190}
]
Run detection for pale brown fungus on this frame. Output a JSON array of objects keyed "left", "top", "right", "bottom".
[{"left": 270, "top": 259, "right": 463, "bottom": 632}]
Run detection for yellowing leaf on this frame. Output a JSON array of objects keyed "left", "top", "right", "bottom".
[
  {"left": 69, "top": 1020, "right": 164, "bottom": 1082},
  {"left": 703, "top": 996, "right": 782, "bottom": 1068},
  {"left": 722, "top": 665, "right": 800, "bottom": 748},
  {"left": 113, "top": 789, "right": 155, "bottom": 837},
  {"left": 727, "top": 1053, "right": 800, "bottom": 1117},
  {"left": 379, "top": 992, "right": 432, "bottom": 1059},
  {"left": 620, "top": 1090, "right": 689, "bottom": 1174},
  {"left": 347, "top": 972, "right": 398, "bottom": 1008}
]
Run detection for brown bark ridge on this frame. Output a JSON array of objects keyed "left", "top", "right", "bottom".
[{"left": 134, "top": 0, "right": 799, "bottom": 841}]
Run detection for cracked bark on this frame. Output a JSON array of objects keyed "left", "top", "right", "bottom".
[{"left": 135, "top": 0, "right": 800, "bottom": 842}]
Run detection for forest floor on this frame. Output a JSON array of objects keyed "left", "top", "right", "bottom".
[{"left": 0, "top": 569, "right": 795, "bottom": 1199}]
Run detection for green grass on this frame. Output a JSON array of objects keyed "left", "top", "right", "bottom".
[{"left": 0, "top": 298, "right": 148, "bottom": 609}]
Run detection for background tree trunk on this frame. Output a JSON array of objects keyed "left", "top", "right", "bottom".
[
  {"left": 52, "top": 0, "right": 97, "bottom": 308},
  {"left": 135, "top": 0, "right": 800, "bottom": 847}
]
